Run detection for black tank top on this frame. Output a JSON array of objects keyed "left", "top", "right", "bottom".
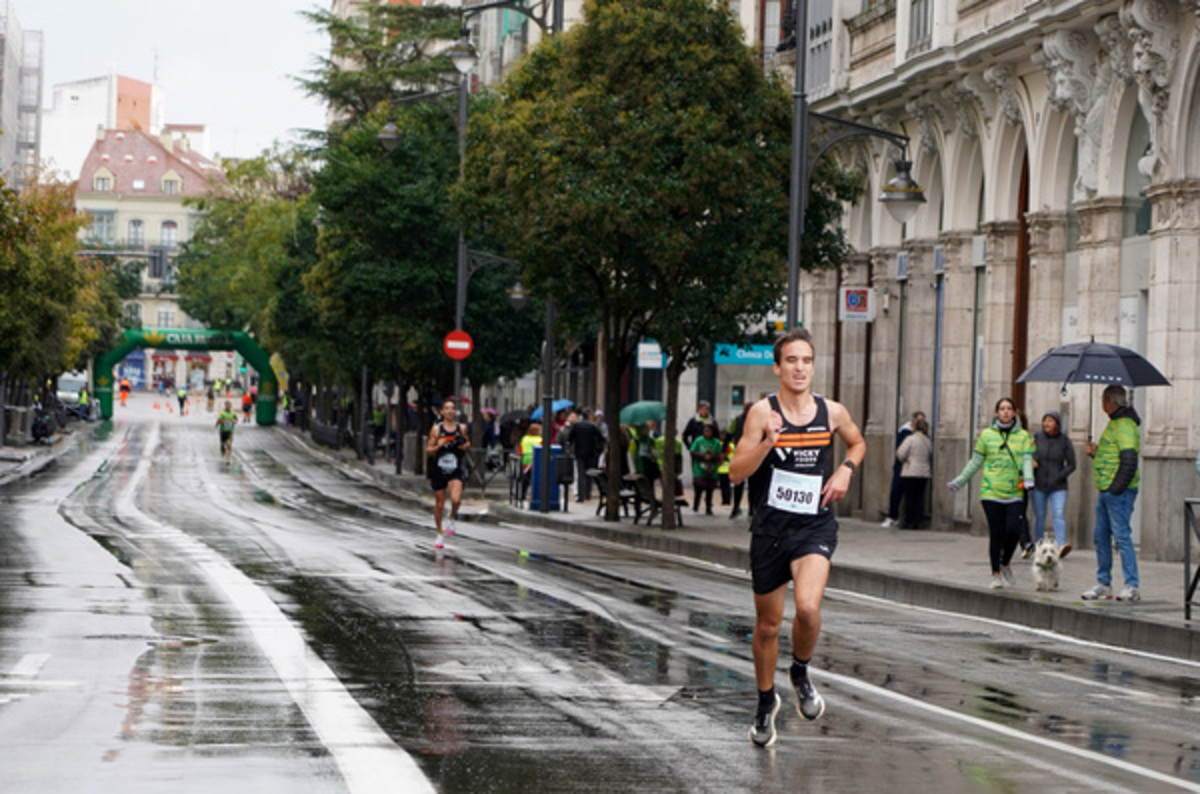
[
  {"left": 432, "top": 423, "right": 467, "bottom": 473},
  {"left": 748, "top": 394, "right": 834, "bottom": 532}
]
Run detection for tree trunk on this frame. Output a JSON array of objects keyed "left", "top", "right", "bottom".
[
  {"left": 660, "top": 352, "right": 687, "bottom": 530},
  {"left": 603, "top": 326, "right": 624, "bottom": 522}
]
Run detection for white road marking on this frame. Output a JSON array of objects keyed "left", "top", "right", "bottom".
[
  {"left": 4, "top": 653, "right": 50, "bottom": 679},
  {"left": 825, "top": 669, "right": 1200, "bottom": 792},
  {"left": 115, "top": 422, "right": 434, "bottom": 794}
]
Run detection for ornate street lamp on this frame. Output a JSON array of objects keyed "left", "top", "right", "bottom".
[{"left": 780, "top": 0, "right": 925, "bottom": 329}]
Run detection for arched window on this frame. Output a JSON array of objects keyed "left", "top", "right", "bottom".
[
  {"left": 161, "top": 220, "right": 179, "bottom": 249},
  {"left": 1122, "top": 109, "right": 1152, "bottom": 238}
]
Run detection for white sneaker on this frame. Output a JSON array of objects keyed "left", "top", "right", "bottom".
[
  {"left": 1001, "top": 565, "right": 1015, "bottom": 586},
  {"left": 1115, "top": 586, "right": 1140, "bottom": 602},
  {"left": 445, "top": 518, "right": 457, "bottom": 537},
  {"left": 1081, "top": 584, "right": 1112, "bottom": 600},
  {"left": 989, "top": 574, "right": 1004, "bottom": 590},
  {"left": 880, "top": 517, "right": 897, "bottom": 528}
]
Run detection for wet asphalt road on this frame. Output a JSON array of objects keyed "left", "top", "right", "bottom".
[{"left": 2, "top": 406, "right": 1200, "bottom": 792}]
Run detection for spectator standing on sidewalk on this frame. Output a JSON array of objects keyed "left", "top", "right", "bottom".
[
  {"left": 883, "top": 411, "right": 925, "bottom": 527},
  {"left": 947, "top": 397, "right": 1034, "bottom": 590},
  {"left": 683, "top": 400, "right": 719, "bottom": 450},
  {"left": 895, "top": 415, "right": 933, "bottom": 529},
  {"left": 1081, "top": 385, "right": 1142, "bottom": 602},
  {"left": 569, "top": 409, "right": 604, "bottom": 502},
  {"left": 730, "top": 328, "right": 865, "bottom": 748},
  {"left": 688, "top": 423, "right": 722, "bottom": 514},
  {"left": 1031, "top": 411, "right": 1076, "bottom": 556}
]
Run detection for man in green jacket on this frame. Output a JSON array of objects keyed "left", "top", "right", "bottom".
[{"left": 1081, "top": 384, "right": 1142, "bottom": 602}]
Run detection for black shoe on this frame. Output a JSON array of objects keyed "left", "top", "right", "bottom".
[
  {"left": 748, "top": 692, "right": 781, "bottom": 747},
  {"left": 730, "top": 508, "right": 742, "bottom": 518},
  {"left": 706, "top": 508, "right": 713, "bottom": 515},
  {"left": 1021, "top": 544, "right": 1034, "bottom": 560},
  {"left": 790, "top": 667, "right": 825, "bottom": 721}
]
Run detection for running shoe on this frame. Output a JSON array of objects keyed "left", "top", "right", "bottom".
[
  {"left": 748, "top": 691, "right": 781, "bottom": 747},
  {"left": 989, "top": 574, "right": 1004, "bottom": 590},
  {"left": 1021, "top": 544, "right": 1034, "bottom": 560},
  {"left": 445, "top": 518, "right": 457, "bottom": 537},
  {"left": 1059, "top": 543, "right": 1072, "bottom": 559},
  {"left": 434, "top": 537, "right": 445, "bottom": 550},
  {"left": 1001, "top": 565, "right": 1015, "bottom": 586},
  {"left": 1081, "top": 584, "right": 1112, "bottom": 600},
  {"left": 1115, "top": 586, "right": 1140, "bottom": 602},
  {"left": 790, "top": 667, "right": 825, "bottom": 721}
]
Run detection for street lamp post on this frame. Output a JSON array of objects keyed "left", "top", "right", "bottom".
[
  {"left": 781, "top": 0, "right": 926, "bottom": 330},
  {"left": 384, "top": 2, "right": 565, "bottom": 512}
]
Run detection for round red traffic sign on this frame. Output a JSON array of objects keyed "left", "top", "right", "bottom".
[{"left": 443, "top": 329, "right": 474, "bottom": 361}]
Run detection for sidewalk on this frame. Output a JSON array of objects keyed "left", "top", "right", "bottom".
[{"left": 331, "top": 439, "right": 1200, "bottom": 663}]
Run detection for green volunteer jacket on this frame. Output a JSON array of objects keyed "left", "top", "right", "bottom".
[
  {"left": 951, "top": 420, "right": 1034, "bottom": 501},
  {"left": 1093, "top": 406, "right": 1140, "bottom": 492}
]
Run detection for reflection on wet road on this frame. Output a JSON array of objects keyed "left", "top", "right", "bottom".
[{"left": 2, "top": 407, "right": 1199, "bottom": 792}]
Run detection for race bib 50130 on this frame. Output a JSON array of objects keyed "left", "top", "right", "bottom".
[{"left": 766, "top": 468, "right": 822, "bottom": 515}]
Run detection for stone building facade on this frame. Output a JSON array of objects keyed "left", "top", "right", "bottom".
[{"left": 782, "top": 0, "right": 1199, "bottom": 561}]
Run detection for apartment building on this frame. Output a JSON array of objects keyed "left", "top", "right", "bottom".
[
  {"left": 76, "top": 126, "right": 228, "bottom": 390},
  {"left": 0, "top": 0, "right": 42, "bottom": 188},
  {"left": 40, "top": 73, "right": 169, "bottom": 181}
]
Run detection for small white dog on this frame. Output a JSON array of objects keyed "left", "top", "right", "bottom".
[{"left": 1032, "top": 538, "right": 1062, "bottom": 591}]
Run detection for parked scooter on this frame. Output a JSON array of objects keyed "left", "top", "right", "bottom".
[{"left": 30, "top": 400, "right": 54, "bottom": 445}]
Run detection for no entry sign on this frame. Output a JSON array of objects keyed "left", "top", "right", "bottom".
[{"left": 443, "top": 329, "right": 474, "bottom": 360}]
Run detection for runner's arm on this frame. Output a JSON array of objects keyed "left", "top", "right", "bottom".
[
  {"left": 823, "top": 400, "right": 866, "bottom": 508},
  {"left": 729, "top": 400, "right": 777, "bottom": 485},
  {"left": 425, "top": 427, "right": 441, "bottom": 456}
]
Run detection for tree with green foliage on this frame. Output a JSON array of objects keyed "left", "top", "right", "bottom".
[
  {"left": 297, "top": 3, "right": 462, "bottom": 133},
  {"left": 458, "top": 0, "right": 864, "bottom": 520},
  {"left": 0, "top": 175, "right": 126, "bottom": 439}
]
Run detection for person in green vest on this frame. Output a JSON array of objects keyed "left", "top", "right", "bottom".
[
  {"left": 689, "top": 423, "right": 722, "bottom": 514},
  {"left": 215, "top": 400, "right": 238, "bottom": 461},
  {"left": 947, "top": 396, "right": 1034, "bottom": 590},
  {"left": 1081, "top": 384, "right": 1142, "bottom": 602}
]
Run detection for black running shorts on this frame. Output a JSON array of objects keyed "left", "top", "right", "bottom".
[
  {"left": 749, "top": 512, "right": 838, "bottom": 595},
  {"left": 429, "top": 468, "right": 464, "bottom": 492}
]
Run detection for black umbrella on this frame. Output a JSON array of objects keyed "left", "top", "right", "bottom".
[
  {"left": 1017, "top": 338, "right": 1170, "bottom": 439},
  {"left": 498, "top": 409, "right": 531, "bottom": 426}
]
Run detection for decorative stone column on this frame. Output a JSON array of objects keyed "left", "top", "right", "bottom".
[
  {"left": 930, "top": 230, "right": 981, "bottom": 530},
  {"left": 1139, "top": 179, "right": 1200, "bottom": 561},
  {"left": 1070, "top": 196, "right": 1126, "bottom": 551}
]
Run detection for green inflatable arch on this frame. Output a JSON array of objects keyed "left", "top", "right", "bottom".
[{"left": 94, "top": 328, "right": 278, "bottom": 425}]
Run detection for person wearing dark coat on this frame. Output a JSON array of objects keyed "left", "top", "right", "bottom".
[
  {"left": 570, "top": 409, "right": 606, "bottom": 502},
  {"left": 1032, "top": 411, "right": 1077, "bottom": 556}
]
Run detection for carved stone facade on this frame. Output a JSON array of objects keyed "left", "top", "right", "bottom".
[{"left": 802, "top": 0, "right": 1200, "bottom": 561}]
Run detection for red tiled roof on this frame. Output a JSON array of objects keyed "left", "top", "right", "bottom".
[{"left": 77, "top": 128, "right": 226, "bottom": 197}]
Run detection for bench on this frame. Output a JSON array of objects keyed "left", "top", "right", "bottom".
[
  {"left": 628, "top": 474, "right": 688, "bottom": 527},
  {"left": 589, "top": 468, "right": 635, "bottom": 517}
]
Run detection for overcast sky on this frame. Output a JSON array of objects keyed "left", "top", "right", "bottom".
[{"left": 20, "top": 0, "right": 329, "bottom": 160}]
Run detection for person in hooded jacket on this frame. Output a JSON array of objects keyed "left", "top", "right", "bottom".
[{"left": 1031, "top": 411, "right": 1076, "bottom": 556}]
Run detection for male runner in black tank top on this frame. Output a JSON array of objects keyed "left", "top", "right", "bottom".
[
  {"left": 425, "top": 398, "right": 468, "bottom": 550},
  {"left": 729, "top": 328, "right": 866, "bottom": 748}
]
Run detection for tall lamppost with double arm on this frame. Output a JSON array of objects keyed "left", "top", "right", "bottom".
[
  {"left": 381, "top": 0, "right": 565, "bottom": 512},
  {"left": 779, "top": 0, "right": 926, "bottom": 330}
]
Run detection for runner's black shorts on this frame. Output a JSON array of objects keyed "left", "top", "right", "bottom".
[
  {"left": 429, "top": 468, "right": 464, "bottom": 492},
  {"left": 219, "top": 430, "right": 232, "bottom": 450},
  {"left": 749, "top": 511, "right": 838, "bottom": 595}
]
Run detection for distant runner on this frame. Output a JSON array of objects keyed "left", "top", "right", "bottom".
[
  {"left": 425, "top": 398, "right": 468, "bottom": 550},
  {"left": 241, "top": 390, "right": 253, "bottom": 423},
  {"left": 119, "top": 377, "right": 131, "bottom": 407},
  {"left": 216, "top": 401, "right": 238, "bottom": 461}
]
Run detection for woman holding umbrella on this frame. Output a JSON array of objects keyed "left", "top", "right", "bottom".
[{"left": 947, "top": 397, "right": 1035, "bottom": 590}]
